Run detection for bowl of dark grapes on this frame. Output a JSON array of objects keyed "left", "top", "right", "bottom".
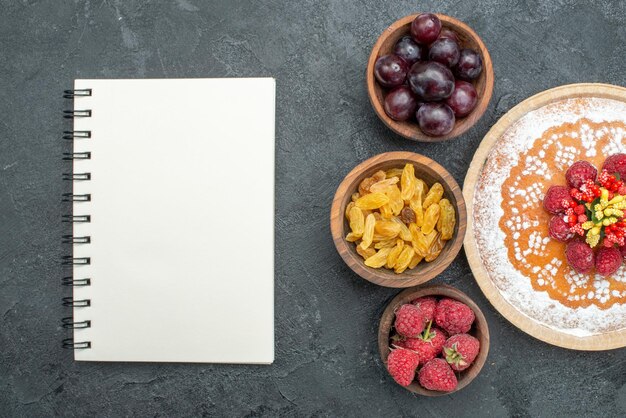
[{"left": 366, "top": 13, "right": 494, "bottom": 142}]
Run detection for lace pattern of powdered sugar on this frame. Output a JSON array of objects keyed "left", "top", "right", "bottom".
[{"left": 473, "top": 97, "right": 626, "bottom": 336}]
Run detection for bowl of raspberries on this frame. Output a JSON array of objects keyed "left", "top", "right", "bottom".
[
  {"left": 378, "top": 284, "right": 489, "bottom": 395},
  {"left": 366, "top": 13, "right": 494, "bottom": 141},
  {"left": 543, "top": 153, "right": 626, "bottom": 276}
]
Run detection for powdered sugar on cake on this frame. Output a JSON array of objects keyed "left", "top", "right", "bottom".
[{"left": 473, "top": 97, "right": 626, "bottom": 336}]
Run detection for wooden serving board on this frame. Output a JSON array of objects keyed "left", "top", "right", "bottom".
[{"left": 463, "top": 83, "right": 626, "bottom": 350}]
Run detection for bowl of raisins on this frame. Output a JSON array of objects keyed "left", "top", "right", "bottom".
[
  {"left": 366, "top": 13, "right": 494, "bottom": 142},
  {"left": 330, "top": 151, "right": 467, "bottom": 287}
]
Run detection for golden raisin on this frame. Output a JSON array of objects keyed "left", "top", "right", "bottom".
[
  {"left": 374, "top": 220, "right": 401, "bottom": 237},
  {"left": 408, "top": 252, "right": 424, "bottom": 269},
  {"left": 394, "top": 246, "right": 415, "bottom": 274},
  {"left": 385, "top": 185, "right": 404, "bottom": 215},
  {"left": 374, "top": 238, "right": 397, "bottom": 249},
  {"left": 351, "top": 192, "right": 360, "bottom": 202},
  {"left": 346, "top": 232, "right": 360, "bottom": 242},
  {"left": 414, "top": 179, "right": 426, "bottom": 201},
  {"left": 409, "top": 187, "right": 424, "bottom": 227},
  {"left": 421, "top": 203, "right": 440, "bottom": 235},
  {"left": 385, "top": 240, "right": 404, "bottom": 269},
  {"left": 423, "top": 183, "right": 444, "bottom": 209},
  {"left": 348, "top": 206, "right": 365, "bottom": 236},
  {"left": 356, "top": 245, "right": 376, "bottom": 259},
  {"left": 411, "top": 225, "right": 438, "bottom": 257},
  {"left": 355, "top": 193, "right": 389, "bottom": 210},
  {"left": 391, "top": 217, "right": 412, "bottom": 241},
  {"left": 345, "top": 201, "right": 355, "bottom": 220},
  {"left": 369, "top": 177, "right": 399, "bottom": 193},
  {"left": 360, "top": 214, "right": 376, "bottom": 250},
  {"left": 364, "top": 247, "right": 392, "bottom": 268},
  {"left": 379, "top": 203, "right": 393, "bottom": 219},
  {"left": 418, "top": 178, "right": 429, "bottom": 196},
  {"left": 385, "top": 168, "right": 404, "bottom": 179},
  {"left": 400, "top": 164, "right": 416, "bottom": 201},
  {"left": 425, "top": 233, "right": 444, "bottom": 262},
  {"left": 359, "top": 171, "right": 387, "bottom": 195},
  {"left": 437, "top": 198, "right": 456, "bottom": 240}
]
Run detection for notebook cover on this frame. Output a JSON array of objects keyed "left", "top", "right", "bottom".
[{"left": 70, "top": 78, "right": 275, "bottom": 363}]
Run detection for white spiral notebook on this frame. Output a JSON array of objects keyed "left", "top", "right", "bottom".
[{"left": 64, "top": 78, "right": 275, "bottom": 364}]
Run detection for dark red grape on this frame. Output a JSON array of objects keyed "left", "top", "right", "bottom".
[
  {"left": 407, "top": 61, "right": 455, "bottom": 101},
  {"left": 438, "top": 28, "right": 459, "bottom": 43},
  {"left": 410, "top": 13, "right": 441, "bottom": 45},
  {"left": 445, "top": 80, "right": 477, "bottom": 117},
  {"left": 455, "top": 49, "right": 483, "bottom": 80},
  {"left": 383, "top": 85, "right": 418, "bottom": 121},
  {"left": 428, "top": 38, "right": 460, "bottom": 67},
  {"left": 374, "top": 54, "right": 409, "bottom": 88},
  {"left": 417, "top": 103, "right": 455, "bottom": 136},
  {"left": 393, "top": 36, "right": 426, "bottom": 66}
]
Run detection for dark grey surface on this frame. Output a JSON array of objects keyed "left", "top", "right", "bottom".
[{"left": 1, "top": 0, "right": 625, "bottom": 416}]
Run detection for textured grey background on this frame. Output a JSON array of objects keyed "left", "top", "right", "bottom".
[{"left": 1, "top": 0, "right": 625, "bottom": 416}]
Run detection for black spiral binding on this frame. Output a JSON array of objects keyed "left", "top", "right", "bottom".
[
  {"left": 62, "top": 88, "right": 92, "bottom": 350},
  {"left": 63, "top": 131, "right": 91, "bottom": 139}
]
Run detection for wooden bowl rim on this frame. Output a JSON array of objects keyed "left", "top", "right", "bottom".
[
  {"left": 366, "top": 13, "right": 494, "bottom": 142},
  {"left": 330, "top": 151, "right": 467, "bottom": 288},
  {"left": 463, "top": 82, "right": 626, "bottom": 351},
  {"left": 378, "top": 284, "right": 490, "bottom": 396}
]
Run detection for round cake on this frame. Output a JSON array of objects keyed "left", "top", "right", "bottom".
[{"left": 472, "top": 95, "right": 626, "bottom": 338}]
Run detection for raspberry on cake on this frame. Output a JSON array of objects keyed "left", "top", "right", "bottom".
[
  {"left": 566, "top": 160, "right": 597, "bottom": 189},
  {"left": 595, "top": 247, "right": 622, "bottom": 276},
  {"left": 602, "top": 153, "right": 626, "bottom": 180},
  {"left": 565, "top": 239, "right": 595, "bottom": 274},
  {"left": 543, "top": 185, "right": 574, "bottom": 214},
  {"left": 549, "top": 215, "right": 575, "bottom": 242},
  {"left": 543, "top": 156, "right": 626, "bottom": 275}
]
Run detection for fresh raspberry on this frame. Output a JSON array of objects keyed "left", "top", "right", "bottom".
[
  {"left": 434, "top": 298, "right": 475, "bottom": 335},
  {"left": 418, "top": 358, "right": 458, "bottom": 392},
  {"left": 565, "top": 239, "right": 595, "bottom": 274},
  {"left": 543, "top": 186, "right": 574, "bottom": 214},
  {"left": 400, "top": 322, "right": 447, "bottom": 364},
  {"left": 411, "top": 296, "right": 437, "bottom": 323},
  {"left": 595, "top": 247, "right": 622, "bottom": 276},
  {"left": 619, "top": 185, "right": 626, "bottom": 195},
  {"left": 394, "top": 304, "right": 425, "bottom": 338},
  {"left": 386, "top": 348, "right": 420, "bottom": 387},
  {"left": 548, "top": 215, "right": 574, "bottom": 242},
  {"left": 577, "top": 214, "right": 588, "bottom": 223},
  {"left": 443, "top": 334, "right": 480, "bottom": 371},
  {"left": 566, "top": 160, "right": 597, "bottom": 189},
  {"left": 620, "top": 245, "right": 626, "bottom": 258},
  {"left": 602, "top": 153, "right": 626, "bottom": 180}
]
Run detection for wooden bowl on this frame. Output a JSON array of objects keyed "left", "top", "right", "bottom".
[
  {"left": 366, "top": 14, "right": 494, "bottom": 142},
  {"left": 330, "top": 151, "right": 466, "bottom": 287},
  {"left": 378, "top": 284, "right": 490, "bottom": 396}
]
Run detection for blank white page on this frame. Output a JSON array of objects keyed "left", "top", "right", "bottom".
[{"left": 70, "top": 78, "right": 275, "bottom": 363}]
